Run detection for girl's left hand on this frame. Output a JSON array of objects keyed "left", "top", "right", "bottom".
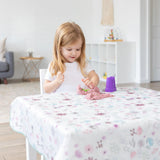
[{"left": 82, "top": 78, "right": 94, "bottom": 89}]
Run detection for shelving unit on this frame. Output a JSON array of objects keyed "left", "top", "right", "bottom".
[{"left": 86, "top": 42, "right": 136, "bottom": 84}]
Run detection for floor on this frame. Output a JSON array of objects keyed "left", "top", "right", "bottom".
[
  {"left": 0, "top": 80, "right": 160, "bottom": 160},
  {"left": 0, "top": 80, "right": 40, "bottom": 123},
  {"left": 0, "top": 80, "right": 41, "bottom": 160}
]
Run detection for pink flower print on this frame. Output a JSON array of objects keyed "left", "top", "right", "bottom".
[
  {"left": 114, "top": 124, "right": 118, "bottom": 128},
  {"left": 96, "top": 113, "right": 105, "bottom": 116},
  {"left": 136, "top": 104, "right": 144, "bottom": 106},
  {"left": 130, "top": 151, "right": 136, "bottom": 159},
  {"left": 36, "top": 134, "right": 39, "bottom": 139},
  {"left": 102, "top": 136, "right": 106, "bottom": 140},
  {"left": 57, "top": 113, "right": 66, "bottom": 116},
  {"left": 65, "top": 151, "right": 68, "bottom": 155},
  {"left": 85, "top": 157, "right": 97, "bottom": 160},
  {"left": 138, "top": 140, "right": 144, "bottom": 148},
  {"left": 127, "top": 91, "right": 134, "bottom": 94},
  {"left": 137, "top": 127, "right": 143, "bottom": 135},
  {"left": 152, "top": 148, "right": 158, "bottom": 154},
  {"left": 75, "top": 150, "right": 83, "bottom": 158},
  {"left": 105, "top": 121, "right": 111, "bottom": 124},
  {"left": 32, "top": 98, "right": 40, "bottom": 101},
  {"left": 63, "top": 98, "right": 70, "bottom": 101},
  {"left": 74, "top": 144, "right": 78, "bottom": 148},
  {"left": 85, "top": 145, "right": 93, "bottom": 154},
  {"left": 54, "top": 139, "right": 58, "bottom": 144}
]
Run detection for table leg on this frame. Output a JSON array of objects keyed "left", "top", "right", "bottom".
[
  {"left": 22, "top": 60, "right": 33, "bottom": 80},
  {"left": 30, "top": 60, "right": 42, "bottom": 78},
  {"left": 22, "top": 59, "right": 42, "bottom": 81},
  {"left": 26, "top": 138, "right": 37, "bottom": 160}
]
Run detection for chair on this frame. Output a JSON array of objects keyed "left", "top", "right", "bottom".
[
  {"left": 26, "top": 69, "right": 47, "bottom": 160},
  {"left": 0, "top": 51, "right": 14, "bottom": 84},
  {"left": 39, "top": 69, "right": 47, "bottom": 94}
]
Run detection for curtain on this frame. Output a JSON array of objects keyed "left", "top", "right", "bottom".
[{"left": 101, "top": 0, "right": 114, "bottom": 26}]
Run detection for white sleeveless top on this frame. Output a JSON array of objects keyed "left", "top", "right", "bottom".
[{"left": 45, "top": 62, "right": 93, "bottom": 93}]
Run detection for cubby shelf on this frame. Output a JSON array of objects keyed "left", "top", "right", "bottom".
[{"left": 86, "top": 42, "right": 136, "bottom": 84}]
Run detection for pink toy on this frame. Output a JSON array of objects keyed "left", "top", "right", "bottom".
[{"left": 77, "top": 85, "right": 114, "bottom": 100}]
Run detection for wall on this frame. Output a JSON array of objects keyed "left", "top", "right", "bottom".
[
  {"left": 0, "top": 0, "right": 141, "bottom": 81},
  {"left": 91, "top": 0, "right": 140, "bottom": 42},
  {"left": 91, "top": 0, "right": 140, "bottom": 83},
  {"left": 0, "top": 0, "right": 93, "bottom": 79},
  {"left": 115, "top": 0, "right": 140, "bottom": 83},
  {"left": 140, "top": 0, "right": 150, "bottom": 83}
]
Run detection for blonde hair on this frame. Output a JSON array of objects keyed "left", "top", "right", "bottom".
[{"left": 49, "top": 22, "right": 87, "bottom": 77}]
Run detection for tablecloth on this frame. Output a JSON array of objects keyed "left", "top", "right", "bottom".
[{"left": 10, "top": 87, "right": 160, "bottom": 160}]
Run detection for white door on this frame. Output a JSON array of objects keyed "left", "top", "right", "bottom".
[{"left": 151, "top": 0, "right": 160, "bottom": 81}]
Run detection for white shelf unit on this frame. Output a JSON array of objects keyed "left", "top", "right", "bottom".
[{"left": 86, "top": 42, "right": 136, "bottom": 84}]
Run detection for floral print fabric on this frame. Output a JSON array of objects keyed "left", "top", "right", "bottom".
[{"left": 10, "top": 87, "right": 160, "bottom": 160}]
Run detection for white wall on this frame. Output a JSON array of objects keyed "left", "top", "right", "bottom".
[
  {"left": 140, "top": 0, "right": 150, "bottom": 83},
  {"left": 91, "top": 0, "right": 140, "bottom": 83},
  {"left": 91, "top": 0, "right": 140, "bottom": 42},
  {"left": 0, "top": 0, "right": 141, "bottom": 81},
  {"left": 0, "top": 0, "right": 93, "bottom": 79},
  {"left": 115, "top": 0, "right": 140, "bottom": 83}
]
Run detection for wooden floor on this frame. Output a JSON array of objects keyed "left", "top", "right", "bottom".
[
  {"left": 0, "top": 81, "right": 41, "bottom": 160},
  {"left": 0, "top": 123, "right": 41, "bottom": 160},
  {"left": 1, "top": 81, "right": 160, "bottom": 160},
  {"left": 0, "top": 123, "right": 26, "bottom": 160}
]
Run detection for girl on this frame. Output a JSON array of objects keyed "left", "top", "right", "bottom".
[{"left": 44, "top": 22, "right": 99, "bottom": 93}]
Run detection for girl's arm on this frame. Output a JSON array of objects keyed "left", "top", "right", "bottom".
[
  {"left": 82, "top": 70, "right": 99, "bottom": 89},
  {"left": 44, "top": 72, "right": 64, "bottom": 93}
]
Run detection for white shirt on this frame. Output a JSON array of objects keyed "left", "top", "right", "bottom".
[{"left": 45, "top": 62, "right": 93, "bottom": 93}]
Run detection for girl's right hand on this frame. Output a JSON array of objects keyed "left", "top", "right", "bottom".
[
  {"left": 82, "top": 78, "right": 94, "bottom": 89},
  {"left": 56, "top": 72, "right": 64, "bottom": 85}
]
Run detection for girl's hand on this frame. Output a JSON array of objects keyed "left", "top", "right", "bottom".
[
  {"left": 56, "top": 72, "right": 64, "bottom": 85},
  {"left": 82, "top": 78, "right": 94, "bottom": 89}
]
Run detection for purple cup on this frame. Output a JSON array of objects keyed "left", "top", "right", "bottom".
[{"left": 105, "top": 76, "right": 116, "bottom": 92}]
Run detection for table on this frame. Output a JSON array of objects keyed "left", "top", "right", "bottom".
[
  {"left": 20, "top": 56, "right": 44, "bottom": 81},
  {"left": 10, "top": 87, "right": 160, "bottom": 160}
]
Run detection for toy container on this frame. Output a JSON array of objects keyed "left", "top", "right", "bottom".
[{"left": 105, "top": 76, "right": 116, "bottom": 92}]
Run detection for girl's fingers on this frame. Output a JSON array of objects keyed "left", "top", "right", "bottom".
[
  {"left": 82, "top": 78, "right": 94, "bottom": 89},
  {"left": 82, "top": 78, "right": 89, "bottom": 83},
  {"left": 88, "top": 82, "right": 94, "bottom": 89},
  {"left": 82, "top": 79, "right": 90, "bottom": 86}
]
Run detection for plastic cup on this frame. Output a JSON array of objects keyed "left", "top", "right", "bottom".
[{"left": 105, "top": 76, "right": 116, "bottom": 92}]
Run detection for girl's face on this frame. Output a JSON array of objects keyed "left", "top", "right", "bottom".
[{"left": 61, "top": 38, "right": 82, "bottom": 63}]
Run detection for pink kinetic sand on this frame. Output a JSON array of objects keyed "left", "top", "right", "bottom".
[{"left": 77, "top": 85, "right": 114, "bottom": 100}]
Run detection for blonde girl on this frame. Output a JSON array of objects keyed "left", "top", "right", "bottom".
[{"left": 44, "top": 22, "right": 99, "bottom": 93}]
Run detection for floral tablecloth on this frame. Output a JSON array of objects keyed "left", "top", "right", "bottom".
[{"left": 10, "top": 87, "right": 160, "bottom": 160}]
